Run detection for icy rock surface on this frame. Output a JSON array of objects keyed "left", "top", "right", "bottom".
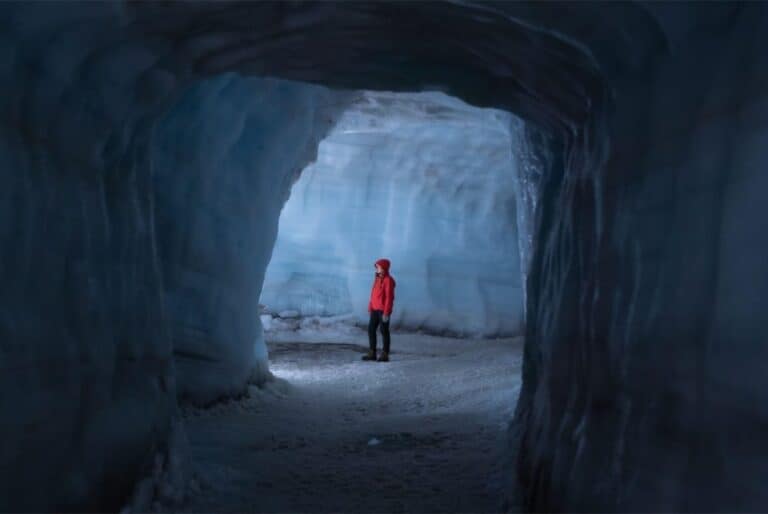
[{"left": 262, "top": 91, "right": 525, "bottom": 337}]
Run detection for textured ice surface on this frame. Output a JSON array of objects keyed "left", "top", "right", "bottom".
[
  {"left": 262, "top": 91, "right": 525, "bottom": 337},
  {"left": 152, "top": 74, "right": 348, "bottom": 404}
]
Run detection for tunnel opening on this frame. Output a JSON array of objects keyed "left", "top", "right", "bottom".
[
  {"left": 168, "top": 88, "right": 542, "bottom": 512},
  {"left": 121, "top": 4, "right": 638, "bottom": 509},
  {"left": 260, "top": 89, "right": 532, "bottom": 340}
]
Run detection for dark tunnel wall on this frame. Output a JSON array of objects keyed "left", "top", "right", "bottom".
[
  {"left": 0, "top": 6, "right": 176, "bottom": 508},
  {"left": 514, "top": 3, "right": 768, "bottom": 511},
  {"left": 0, "top": 1, "right": 767, "bottom": 511}
]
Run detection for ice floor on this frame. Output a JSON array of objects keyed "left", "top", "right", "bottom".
[{"left": 177, "top": 327, "right": 523, "bottom": 513}]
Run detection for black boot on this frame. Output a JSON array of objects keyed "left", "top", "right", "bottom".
[
  {"left": 377, "top": 352, "right": 389, "bottom": 362},
  {"left": 362, "top": 349, "right": 377, "bottom": 361}
]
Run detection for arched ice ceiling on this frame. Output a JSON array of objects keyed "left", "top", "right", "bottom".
[{"left": 127, "top": 1, "right": 667, "bottom": 135}]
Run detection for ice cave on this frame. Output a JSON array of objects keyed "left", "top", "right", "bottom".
[{"left": 1, "top": 1, "right": 768, "bottom": 513}]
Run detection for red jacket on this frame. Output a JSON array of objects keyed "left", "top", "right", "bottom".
[{"left": 368, "top": 259, "right": 396, "bottom": 315}]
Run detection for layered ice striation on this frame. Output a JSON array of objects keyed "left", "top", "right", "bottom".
[
  {"left": 262, "top": 91, "right": 526, "bottom": 337},
  {"left": 152, "top": 74, "right": 348, "bottom": 404}
]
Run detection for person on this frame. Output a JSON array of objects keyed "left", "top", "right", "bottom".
[{"left": 363, "top": 258, "right": 396, "bottom": 362}]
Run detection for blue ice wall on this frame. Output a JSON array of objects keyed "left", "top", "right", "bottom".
[
  {"left": 152, "top": 74, "right": 346, "bottom": 404},
  {"left": 262, "top": 91, "right": 526, "bottom": 337}
]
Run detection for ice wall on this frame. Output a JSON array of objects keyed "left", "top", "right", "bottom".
[
  {"left": 261, "top": 91, "right": 525, "bottom": 337},
  {"left": 0, "top": 3, "right": 346, "bottom": 509},
  {"left": 152, "top": 75, "right": 346, "bottom": 404},
  {"left": 0, "top": 4, "right": 177, "bottom": 510},
  {"left": 511, "top": 4, "right": 768, "bottom": 512}
]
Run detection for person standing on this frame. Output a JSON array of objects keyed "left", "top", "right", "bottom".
[{"left": 363, "top": 258, "right": 396, "bottom": 362}]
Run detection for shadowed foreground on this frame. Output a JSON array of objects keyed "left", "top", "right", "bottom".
[{"left": 177, "top": 331, "right": 523, "bottom": 513}]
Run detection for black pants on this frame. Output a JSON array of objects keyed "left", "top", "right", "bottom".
[{"left": 368, "top": 310, "right": 391, "bottom": 354}]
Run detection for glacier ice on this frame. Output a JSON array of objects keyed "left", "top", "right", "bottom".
[
  {"left": 152, "top": 74, "right": 349, "bottom": 403},
  {"left": 2, "top": 1, "right": 768, "bottom": 512},
  {"left": 261, "top": 91, "right": 527, "bottom": 338}
]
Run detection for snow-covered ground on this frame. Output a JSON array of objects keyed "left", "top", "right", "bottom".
[{"left": 176, "top": 326, "right": 523, "bottom": 513}]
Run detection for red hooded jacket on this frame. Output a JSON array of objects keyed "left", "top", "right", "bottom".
[{"left": 368, "top": 258, "right": 396, "bottom": 315}]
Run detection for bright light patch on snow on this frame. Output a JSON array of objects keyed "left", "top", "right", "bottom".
[
  {"left": 261, "top": 91, "right": 526, "bottom": 337},
  {"left": 268, "top": 366, "right": 310, "bottom": 382}
]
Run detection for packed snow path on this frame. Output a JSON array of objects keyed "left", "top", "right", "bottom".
[{"left": 179, "top": 330, "right": 523, "bottom": 513}]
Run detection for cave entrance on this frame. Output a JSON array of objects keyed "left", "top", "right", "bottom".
[
  {"left": 261, "top": 90, "right": 532, "bottom": 342},
  {"left": 182, "top": 90, "right": 535, "bottom": 512}
]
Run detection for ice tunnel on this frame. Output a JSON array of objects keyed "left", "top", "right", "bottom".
[{"left": 1, "top": 1, "right": 768, "bottom": 512}]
